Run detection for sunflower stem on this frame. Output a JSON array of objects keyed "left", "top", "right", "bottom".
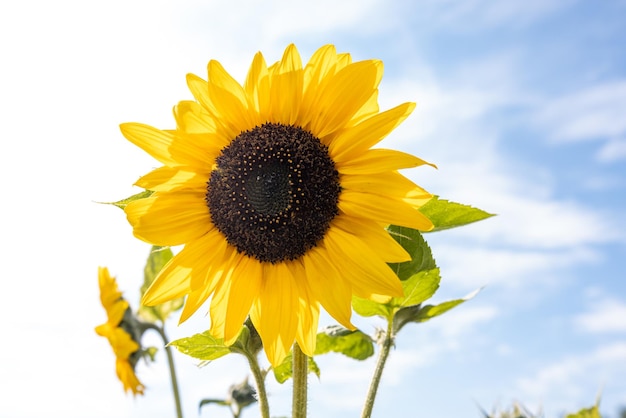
[
  {"left": 361, "top": 320, "right": 394, "bottom": 418},
  {"left": 143, "top": 322, "right": 184, "bottom": 418},
  {"left": 292, "top": 343, "right": 308, "bottom": 418},
  {"left": 242, "top": 351, "right": 270, "bottom": 418}
]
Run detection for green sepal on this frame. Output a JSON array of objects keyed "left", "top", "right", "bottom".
[
  {"left": 419, "top": 195, "right": 495, "bottom": 232},
  {"left": 100, "top": 190, "right": 154, "bottom": 210},
  {"left": 392, "top": 287, "right": 482, "bottom": 334},
  {"left": 137, "top": 246, "right": 183, "bottom": 323},
  {"left": 314, "top": 325, "right": 374, "bottom": 360},
  {"left": 272, "top": 352, "right": 320, "bottom": 384},
  {"left": 143, "top": 346, "right": 158, "bottom": 362},
  {"left": 387, "top": 225, "right": 436, "bottom": 280},
  {"left": 170, "top": 331, "right": 232, "bottom": 361}
]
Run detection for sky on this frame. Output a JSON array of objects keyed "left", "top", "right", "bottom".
[{"left": 1, "top": 0, "right": 625, "bottom": 417}]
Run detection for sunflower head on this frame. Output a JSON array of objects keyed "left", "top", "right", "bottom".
[
  {"left": 122, "top": 44, "right": 434, "bottom": 366},
  {"left": 95, "top": 267, "right": 145, "bottom": 396}
]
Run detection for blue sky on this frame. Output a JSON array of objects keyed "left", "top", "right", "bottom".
[{"left": 1, "top": 0, "right": 625, "bottom": 417}]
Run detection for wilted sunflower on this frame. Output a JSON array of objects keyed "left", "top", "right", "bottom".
[
  {"left": 95, "top": 267, "right": 145, "bottom": 395},
  {"left": 122, "top": 44, "right": 434, "bottom": 366}
]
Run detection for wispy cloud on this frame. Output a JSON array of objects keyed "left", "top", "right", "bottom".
[
  {"left": 516, "top": 342, "right": 626, "bottom": 413},
  {"left": 413, "top": 0, "right": 575, "bottom": 31},
  {"left": 534, "top": 80, "right": 626, "bottom": 162},
  {"left": 574, "top": 298, "right": 626, "bottom": 333}
]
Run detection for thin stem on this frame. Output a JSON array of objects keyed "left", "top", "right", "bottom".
[
  {"left": 143, "top": 323, "right": 184, "bottom": 418},
  {"left": 292, "top": 343, "right": 308, "bottom": 418},
  {"left": 242, "top": 351, "right": 270, "bottom": 418},
  {"left": 361, "top": 321, "right": 394, "bottom": 418}
]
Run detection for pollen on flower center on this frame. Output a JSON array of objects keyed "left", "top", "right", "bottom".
[{"left": 207, "top": 123, "right": 341, "bottom": 263}]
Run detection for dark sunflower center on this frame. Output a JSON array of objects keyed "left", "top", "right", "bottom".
[{"left": 207, "top": 123, "right": 341, "bottom": 263}]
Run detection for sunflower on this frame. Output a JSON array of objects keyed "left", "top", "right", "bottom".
[
  {"left": 95, "top": 267, "right": 145, "bottom": 395},
  {"left": 122, "top": 44, "right": 434, "bottom": 366}
]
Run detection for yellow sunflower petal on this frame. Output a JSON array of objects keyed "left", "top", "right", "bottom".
[
  {"left": 174, "top": 100, "right": 218, "bottom": 134},
  {"left": 135, "top": 166, "right": 209, "bottom": 192},
  {"left": 348, "top": 89, "right": 380, "bottom": 126},
  {"left": 142, "top": 232, "right": 217, "bottom": 306},
  {"left": 330, "top": 102, "right": 416, "bottom": 161},
  {"left": 116, "top": 359, "right": 145, "bottom": 396},
  {"left": 287, "top": 260, "right": 320, "bottom": 357},
  {"left": 177, "top": 234, "right": 240, "bottom": 323},
  {"left": 244, "top": 52, "right": 270, "bottom": 121},
  {"left": 303, "top": 45, "right": 338, "bottom": 92},
  {"left": 302, "top": 247, "right": 355, "bottom": 330},
  {"left": 222, "top": 256, "right": 262, "bottom": 344},
  {"left": 250, "top": 263, "right": 298, "bottom": 367},
  {"left": 186, "top": 73, "right": 213, "bottom": 115},
  {"left": 300, "top": 45, "right": 338, "bottom": 125},
  {"left": 332, "top": 215, "right": 410, "bottom": 263},
  {"left": 173, "top": 101, "right": 231, "bottom": 158},
  {"left": 339, "top": 189, "right": 434, "bottom": 231},
  {"left": 125, "top": 193, "right": 211, "bottom": 246},
  {"left": 270, "top": 44, "right": 303, "bottom": 125},
  {"left": 324, "top": 226, "right": 404, "bottom": 298},
  {"left": 120, "top": 123, "right": 177, "bottom": 165},
  {"left": 98, "top": 267, "right": 122, "bottom": 307},
  {"left": 178, "top": 287, "right": 210, "bottom": 325},
  {"left": 309, "top": 60, "right": 383, "bottom": 138},
  {"left": 340, "top": 171, "right": 430, "bottom": 204},
  {"left": 207, "top": 60, "right": 257, "bottom": 135},
  {"left": 337, "top": 148, "right": 436, "bottom": 174}
]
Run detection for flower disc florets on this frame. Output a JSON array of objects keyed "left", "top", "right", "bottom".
[{"left": 207, "top": 122, "right": 341, "bottom": 263}]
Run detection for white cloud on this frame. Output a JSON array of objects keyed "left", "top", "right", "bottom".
[
  {"left": 575, "top": 298, "right": 626, "bottom": 333},
  {"left": 515, "top": 342, "right": 626, "bottom": 414},
  {"left": 596, "top": 137, "right": 626, "bottom": 163},
  {"left": 534, "top": 81, "right": 626, "bottom": 164},
  {"left": 537, "top": 81, "right": 626, "bottom": 142},
  {"left": 414, "top": 0, "right": 575, "bottom": 30},
  {"left": 432, "top": 244, "right": 599, "bottom": 291}
]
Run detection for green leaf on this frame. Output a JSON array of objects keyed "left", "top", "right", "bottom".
[
  {"left": 272, "top": 352, "right": 320, "bottom": 384},
  {"left": 565, "top": 404, "right": 602, "bottom": 418},
  {"left": 198, "top": 399, "right": 230, "bottom": 410},
  {"left": 387, "top": 225, "right": 436, "bottom": 280},
  {"left": 169, "top": 331, "right": 232, "bottom": 361},
  {"left": 412, "top": 287, "right": 482, "bottom": 323},
  {"left": 419, "top": 196, "right": 495, "bottom": 232},
  {"left": 314, "top": 326, "right": 374, "bottom": 360},
  {"left": 393, "top": 287, "right": 482, "bottom": 334},
  {"left": 99, "top": 190, "right": 154, "bottom": 210},
  {"left": 352, "top": 295, "right": 392, "bottom": 319},
  {"left": 352, "top": 269, "right": 441, "bottom": 321},
  {"left": 393, "top": 268, "right": 441, "bottom": 309},
  {"left": 137, "top": 246, "right": 184, "bottom": 323}
]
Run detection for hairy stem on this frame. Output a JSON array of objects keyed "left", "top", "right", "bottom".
[
  {"left": 361, "top": 321, "right": 394, "bottom": 418},
  {"left": 292, "top": 343, "right": 308, "bottom": 418},
  {"left": 243, "top": 352, "right": 270, "bottom": 418}
]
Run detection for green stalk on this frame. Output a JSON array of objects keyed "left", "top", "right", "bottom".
[
  {"left": 142, "top": 323, "right": 184, "bottom": 418},
  {"left": 242, "top": 351, "right": 270, "bottom": 418},
  {"left": 292, "top": 343, "right": 308, "bottom": 418},
  {"left": 361, "top": 321, "right": 394, "bottom": 418}
]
